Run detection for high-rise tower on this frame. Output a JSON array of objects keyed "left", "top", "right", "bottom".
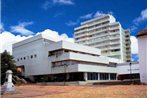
[{"left": 74, "top": 14, "right": 131, "bottom": 62}]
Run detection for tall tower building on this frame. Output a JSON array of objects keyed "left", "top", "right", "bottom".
[{"left": 74, "top": 14, "right": 131, "bottom": 62}]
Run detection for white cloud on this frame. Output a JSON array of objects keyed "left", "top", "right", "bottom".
[
  {"left": 131, "top": 8, "right": 147, "bottom": 32},
  {"left": 36, "top": 29, "right": 74, "bottom": 42},
  {"left": 94, "top": 11, "right": 106, "bottom": 17},
  {"left": 10, "top": 21, "right": 34, "bottom": 36},
  {"left": 41, "top": 1, "right": 51, "bottom": 10},
  {"left": 130, "top": 36, "right": 138, "bottom": 54},
  {"left": 0, "top": 31, "right": 32, "bottom": 54},
  {"left": 53, "top": 0, "right": 74, "bottom": 5},
  {"left": 66, "top": 20, "right": 79, "bottom": 26},
  {"left": 54, "top": 12, "right": 64, "bottom": 18},
  {"left": 80, "top": 11, "right": 112, "bottom": 20},
  {"left": 80, "top": 13, "right": 93, "bottom": 19},
  {"left": 0, "top": 29, "right": 74, "bottom": 54},
  {"left": 66, "top": 11, "right": 113, "bottom": 26},
  {"left": 42, "top": 0, "right": 74, "bottom": 10},
  {"left": 133, "top": 8, "right": 147, "bottom": 23},
  {"left": 130, "top": 25, "right": 137, "bottom": 32},
  {"left": 0, "top": 23, "right": 4, "bottom": 32},
  {"left": 94, "top": 11, "right": 113, "bottom": 18}
]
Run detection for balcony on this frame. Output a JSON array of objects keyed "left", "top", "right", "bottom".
[
  {"left": 110, "top": 41, "right": 120, "bottom": 45},
  {"left": 50, "top": 63, "right": 117, "bottom": 74},
  {"left": 75, "top": 28, "right": 88, "bottom": 34},
  {"left": 109, "top": 36, "right": 119, "bottom": 40},
  {"left": 89, "top": 34, "right": 108, "bottom": 40},
  {"left": 81, "top": 16, "right": 109, "bottom": 25},
  {"left": 50, "top": 52, "right": 109, "bottom": 64},
  {"left": 94, "top": 43, "right": 110, "bottom": 48},
  {"left": 109, "top": 32, "right": 120, "bottom": 35},
  {"left": 109, "top": 51, "right": 121, "bottom": 56},
  {"left": 87, "top": 23, "right": 109, "bottom": 31},
  {"left": 110, "top": 46, "right": 120, "bottom": 50},
  {"left": 89, "top": 28, "right": 109, "bottom": 35},
  {"left": 74, "top": 25, "right": 88, "bottom": 31},
  {"left": 109, "top": 27, "right": 120, "bottom": 31},
  {"left": 75, "top": 34, "right": 89, "bottom": 40}
]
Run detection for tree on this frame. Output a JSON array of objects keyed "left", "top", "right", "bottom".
[{"left": 1, "top": 50, "right": 17, "bottom": 84}]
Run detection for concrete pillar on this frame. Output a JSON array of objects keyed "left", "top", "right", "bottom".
[
  {"left": 84, "top": 72, "right": 87, "bottom": 81},
  {"left": 108, "top": 73, "right": 111, "bottom": 80},
  {"left": 98, "top": 73, "right": 100, "bottom": 80}
]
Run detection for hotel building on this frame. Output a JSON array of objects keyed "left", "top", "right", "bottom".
[{"left": 74, "top": 14, "right": 131, "bottom": 62}]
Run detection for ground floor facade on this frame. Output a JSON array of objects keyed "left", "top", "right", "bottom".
[{"left": 32, "top": 72, "right": 117, "bottom": 83}]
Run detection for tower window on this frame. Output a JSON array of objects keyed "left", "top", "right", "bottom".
[
  {"left": 34, "top": 54, "right": 37, "bottom": 58},
  {"left": 31, "top": 55, "right": 33, "bottom": 59}
]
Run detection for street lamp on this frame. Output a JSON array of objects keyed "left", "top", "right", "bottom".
[{"left": 129, "top": 62, "right": 132, "bottom": 83}]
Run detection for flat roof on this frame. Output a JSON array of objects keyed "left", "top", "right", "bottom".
[
  {"left": 48, "top": 41, "right": 101, "bottom": 56},
  {"left": 137, "top": 29, "right": 147, "bottom": 37},
  {"left": 80, "top": 14, "right": 110, "bottom": 25}
]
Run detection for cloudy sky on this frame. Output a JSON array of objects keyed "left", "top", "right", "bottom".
[{"left": 1, "top": 0, "right": 147, "bottom": 61}]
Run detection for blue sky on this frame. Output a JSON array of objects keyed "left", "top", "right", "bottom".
[
  {"left": 1, "top": 0, "right": 147, "bottom": 61},
  {"left": 1, "top": 0, "right": 147, "bottom": 37}
]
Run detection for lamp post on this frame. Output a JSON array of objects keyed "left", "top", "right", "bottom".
[{"left": 129, "top": 62, "right": 132, "bottom": 83}]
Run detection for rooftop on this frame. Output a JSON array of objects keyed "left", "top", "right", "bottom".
[{"left": 137, "top": 29, "right": 147, "bottom": 37}]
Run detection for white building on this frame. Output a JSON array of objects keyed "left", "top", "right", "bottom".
[
  {"left": 137, "top": 29, "right": 147, "bottom": 84},
  {"left": 117, "top": 62, "right": 140, "bottom": 80},
  {"left": 74, "top": 14, "right": 131, "bottom": 62},
  {"left": 13, "top": 33, "right": 139, "bottom": 84}
]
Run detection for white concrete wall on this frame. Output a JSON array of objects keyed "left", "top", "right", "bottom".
[
  {"left": 50, "top": 64, "right": 117, "bottom": 74},
  {"left": 50, "top": 64, "right": 78, "bottom": 74},
  {"left": 109, "top": 15, "right": 116, "bottom": 23},
  {"left": 117, "top": 63, "right": 139, "bottom": 74},
  {"left": 138, "top": 35, "right": 147, "bottom": 84},
  {"left": 78, "top": 64, "right": 117, "bottom": 73},
  {"left": 51, "top": 52, "right": 109, "bottom": 64},
  {"left": 48, "top": 41, "right": 101, "bottom": 55},
  {"left": 13, "top": 37, "right": 54, "bottom": 76}
]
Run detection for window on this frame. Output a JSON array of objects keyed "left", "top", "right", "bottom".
[
  {"left": 34, "top": 54, "right": 37, "bottom": 58},
  {"left": 88, "top": 73, "right": 99, "bottom": 80},
  {"left": 21, "top": 58, "right": 22, "bottom": 60},
  {"left": 111, "top": 49, "right": 120, "bottom": 52},
  {"left": 110, "top": 73, "right": 116, "bottom": 80},
  {"left": 17, "top": 59, "right": 19, "bottom": 61},
  {"left": 100, "top": 73, "right": 109, "bottom": 80},
  {"left": 24, "top": 57, "right": 26, "bottom": 60},
  {"left": 31, "top": 55, "right": 33, "bottom": 59},
  {"left": 27, "top": 56, "right": 29, "bottom": 59}
]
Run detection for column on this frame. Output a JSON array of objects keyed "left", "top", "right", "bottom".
[
  {"left": 84, "top": 72, "right": 87, "bottom": 81},
  {"left": 98, "top": 73, "right": 100, "bottom": 80},
  {"left": 108, "top": 73, "right": 111, "bottom": 80}
]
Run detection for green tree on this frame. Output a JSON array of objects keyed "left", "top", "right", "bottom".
[{"left": 1, "top": 50, "right": 17, "bottom": 84}]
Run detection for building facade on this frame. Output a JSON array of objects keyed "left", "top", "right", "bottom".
[
  {"left": 74, "top": 14, "right": 131, "bottom": 62},
  {"left": 117, "top": 62, "right": 140, "bottom": 80},
  {"left": 13, "top": 34, "right": 138, "bottom": 85},
  {"left": 137, "top": 29, "right": 147, "bottom": 84}
]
